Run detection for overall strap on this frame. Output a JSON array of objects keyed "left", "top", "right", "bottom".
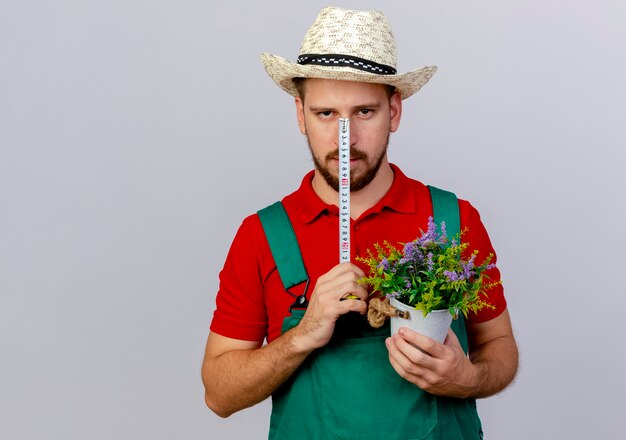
[
  {"left": 257, "top": 201, "right": 309, "bottom": 290},
  {"left": 428, "top": 185, "right": 469, "bottom": 355},
  {"left": 428, "top": 185, "right": 460, "bottom": 240}
]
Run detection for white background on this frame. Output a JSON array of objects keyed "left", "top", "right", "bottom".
[{"left": 2, "top": 1, "right": 625, "bottom": 438}]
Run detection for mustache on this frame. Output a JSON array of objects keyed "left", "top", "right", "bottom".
[{"left": 325, "top": 148, "right": 367, "bottom": 162}]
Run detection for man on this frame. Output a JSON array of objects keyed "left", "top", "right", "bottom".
[{"left": 202, "top": 7, "right": 518, "bottom": 439}]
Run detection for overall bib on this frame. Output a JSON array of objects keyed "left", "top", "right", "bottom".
[{"left": 257, "top": 186, "right": 483, "bottom": 439}]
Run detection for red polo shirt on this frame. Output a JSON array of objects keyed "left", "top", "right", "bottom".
[{"left": 210, "top": 165, "right": 507, "bottom": 343}]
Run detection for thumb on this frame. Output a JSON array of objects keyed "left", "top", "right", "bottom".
[{"left": 443, "top": 328, "right": 462, "bottom": 348}]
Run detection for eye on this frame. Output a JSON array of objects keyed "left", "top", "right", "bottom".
[
  {"left": 318, "top": 111, "right": 333, "bottom": 118},
  {"left": 359, "top": 109, "right": 373, "bottom": 116}
]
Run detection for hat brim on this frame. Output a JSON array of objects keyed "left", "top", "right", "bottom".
[{"left": 261, "top": 53, "right": 437, "bottom": 100}]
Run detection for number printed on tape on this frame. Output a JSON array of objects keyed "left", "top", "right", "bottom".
[{"left": 338, "top": 118, "right": 350, "bottom": 263}]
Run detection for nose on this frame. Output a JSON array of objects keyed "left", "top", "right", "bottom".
[
  {"left": 337, "top": 117, "right": 357, "bottom": 147},
  {"left": 339, "top": 118, "right": 350, "bottom": 145}
]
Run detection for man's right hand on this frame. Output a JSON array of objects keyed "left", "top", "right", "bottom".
[
  {"left": 290, "top": 262, "right": 368, "bottom": 352},
  {"left": 202, "top": 262, "right": 368, "bottom": 417}
]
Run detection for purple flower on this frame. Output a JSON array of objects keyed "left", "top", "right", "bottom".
[
  {"left": 440, "top": 221, "right": 447, "bottom": 241},
  {"left": 400, "top": 240, "right": 424, "bottom": 265},
  {"left": 426, "top": 252, "right": 434, "bottom": 271},
  {"left": 377, "top": 257, "right": 389, "bottom": 271},
  {"left": 403, "top": 241, "right": 416, "bottom": 256},
  {"left": 413, "top": 217, "right": 434, "bottom": 247},
  {"left": 427, "top": 216, "right": 436, "bottom": 234},
  {"left": 462, "top": 254, "right": 476, "bottom": 279},
  {"left": 444, "top": 270, "right": 459, "bottom": 282},
  {"left": 404, "top": 241, "right": 422, "bottom": 259},
  {"left": 468, "top": 254, "right": 476, "bottom": 267}
]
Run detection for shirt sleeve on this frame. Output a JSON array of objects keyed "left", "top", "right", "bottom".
[
  {"left": 210, "top": 214, "right": 271, "bottom": 342},
  {"left": 458, "top": 200, "right": 507, "bottom": 323}
]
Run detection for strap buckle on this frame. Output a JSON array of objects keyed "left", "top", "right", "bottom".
[{"left": 288, "top": 278, "right": 310, "bottom": 312}]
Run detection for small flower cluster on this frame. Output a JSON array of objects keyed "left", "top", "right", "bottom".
[{"left": 357, "top": 217, "right": 499, "bottom": 318}]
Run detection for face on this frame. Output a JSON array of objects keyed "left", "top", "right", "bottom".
[{"left": 295, "top": 79, "right": 402, "bottom": 192}]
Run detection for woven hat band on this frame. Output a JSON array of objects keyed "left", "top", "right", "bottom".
[{"left": 297, "top": 54, "right": 397, "bottom": 75}]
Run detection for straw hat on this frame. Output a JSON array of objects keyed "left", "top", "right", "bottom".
[{"left": 261, "top": 7, "right": 437, "bottom": 100}]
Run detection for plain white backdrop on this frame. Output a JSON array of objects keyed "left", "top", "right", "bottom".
[{"left": 1, "top": 1, "right": 625, "bottom": 438}]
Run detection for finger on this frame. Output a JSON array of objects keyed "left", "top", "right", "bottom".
[
  {"left": 324, "top": 262, "right": 365, "bottom": 279},
  {"left": 340, "top": 261, "right": 365, "bottom": 277},
  {"left": 314, "top": 270, "right": 364, "bottom": 296},
  {"left": 443, "top": 328, "right": 462, "bottom": 348},
  {"left": 397, "top": 327, "right": 447, "bottom": 359},
  {"left": 333, "top": 276, "right": 369, "bottom": 301},
  {"left": 336, "top": 296, "right": 368, "bottom": 315},
  {"left": 386, "top": 337, "right": 432, "bottom": 381},
  {"left": 390, "top": 332, "right": 437, "bottom": 370},
  {"left": 318, "top": 264, "right": 364, "bottom": 287},
  {"left": 387, "top": 353, "right": 440, "bottom": 393},
  {"left": 339, "top": 283, "right": 368, "bottom": 301}
]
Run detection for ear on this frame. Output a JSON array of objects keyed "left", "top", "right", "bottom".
[
  {"left": 295, "top": 97, "right": 307, "bottom": 135},
  {"left": 389, "top": 92, "right": 402, "bottom": 133}
]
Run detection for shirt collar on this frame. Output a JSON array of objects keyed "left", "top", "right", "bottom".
[
  {"left": 295, "top": 170, "right": 332, "bottom": 224},
  {"left": 378, "top": 164, "right": 416, "bottom": 213},
  {"left": 294, "top": 164, "right": 416, "bottom": 224}
]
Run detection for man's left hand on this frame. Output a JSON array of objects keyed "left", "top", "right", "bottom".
[{"left": 385, "top": 327, "right": 479, "bottom": 398}]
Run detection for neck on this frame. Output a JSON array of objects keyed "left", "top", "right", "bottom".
[{"left": 312, "top": 160, "right": 394, "bottom": 219}]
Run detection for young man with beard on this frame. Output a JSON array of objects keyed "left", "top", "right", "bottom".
[{"left": 202, "top": 7, "right": 518, "bottom": 439}]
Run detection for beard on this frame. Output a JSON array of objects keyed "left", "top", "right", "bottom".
[{"left": 307, "top": 134, "right": 390, "bottom": 192}]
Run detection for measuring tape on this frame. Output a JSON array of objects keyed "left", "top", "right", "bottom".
[
  {"left": 338, "top": 119, "right": 358, "bottom": 300},
  {"left": 338, "top": 119, "right": 359, "bottom": 301},
  {"left": 339, "top": 118, "right": 350, "bottom": 263}
]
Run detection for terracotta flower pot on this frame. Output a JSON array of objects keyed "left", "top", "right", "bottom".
[{"left": 389, "top": 298, "right": 453, "bottom": 344}]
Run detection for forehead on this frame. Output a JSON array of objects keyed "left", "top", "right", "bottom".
[{"left": 300, "top": 78, "right": 390, "bottom": 104}]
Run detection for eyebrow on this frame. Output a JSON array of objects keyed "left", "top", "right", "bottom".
[{"left": 308, "top": 102, "right": 383, "bottom": 112}]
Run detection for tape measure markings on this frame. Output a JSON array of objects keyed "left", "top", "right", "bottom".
[{"left": 339, "top": 118, "right": 350, "bottom": 263}]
